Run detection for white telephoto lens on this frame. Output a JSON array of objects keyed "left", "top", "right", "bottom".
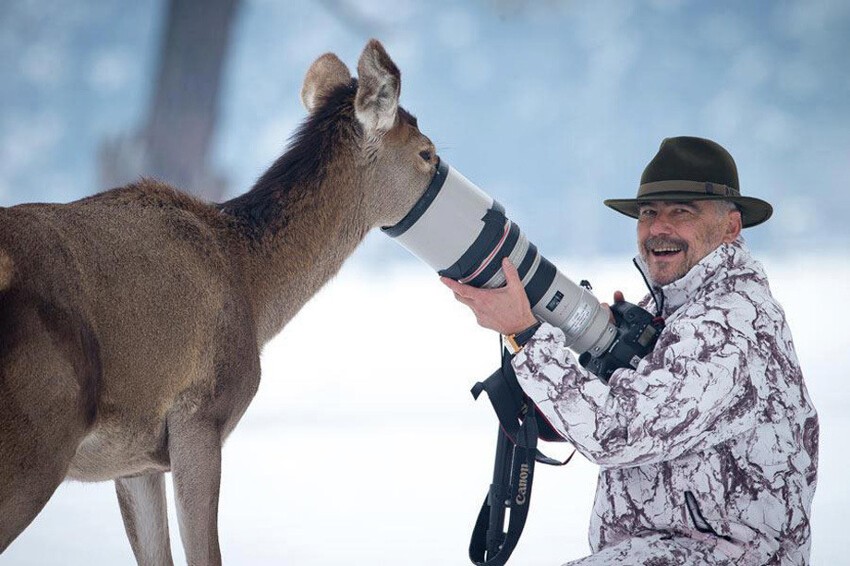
[{"left": 382, "top": 159, "right": 616, "bottom": 356}]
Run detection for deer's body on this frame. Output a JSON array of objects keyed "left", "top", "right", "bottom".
[
  {"left": 0, "top": 40, "right": 436, "bottom": 564},
  {"left": 1, "top": 184, "right": 257, "bottom": 483}
]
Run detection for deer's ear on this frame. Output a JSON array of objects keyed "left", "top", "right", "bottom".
[
  {"left": 301, "top": 53, "right": 351, "bottom": 113},
  {"left": 355, "top": 39, "right": 400, "bottom": 135}
]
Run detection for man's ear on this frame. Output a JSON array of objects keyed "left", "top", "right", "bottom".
[
  {"left": 724, "top": 208, "right": 743, "bottom": 243},
  {"left": 354, "top": 39, "right": 400, "bottom": 136},
  {"left": 301, "top": 53, "right": 351, "bottom": 113}
]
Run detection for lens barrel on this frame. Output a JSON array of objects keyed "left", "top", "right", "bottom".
[{"left": 382, "top": 158, "right": 616, "bottom": 357}]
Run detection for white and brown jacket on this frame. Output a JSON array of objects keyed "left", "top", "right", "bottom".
[{"left": 513, "top": 240, "right": 818, "bottom": 565}]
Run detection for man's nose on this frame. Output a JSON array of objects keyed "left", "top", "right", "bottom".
[{"left": 648, "top": 214, "right": 674, "bottom": 235}]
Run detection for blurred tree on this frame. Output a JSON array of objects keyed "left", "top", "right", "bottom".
[
  {"left": 316, "top": 0, "right": 388, "bottom": 36},
  {"left": 99, "top": 0, "right": 241, "bottom": 201}
]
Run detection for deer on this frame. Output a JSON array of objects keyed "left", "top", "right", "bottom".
[{"left": 0, "top": 39, "right": 437, "bottom": 565}]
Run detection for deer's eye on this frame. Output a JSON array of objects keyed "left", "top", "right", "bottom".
[{"left": 419, "top": 150, "right": 432, "bottom": 162}]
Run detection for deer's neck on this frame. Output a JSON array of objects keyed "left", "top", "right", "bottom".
[{"left": 225, "top": 162, "right": 372, "bottom": 345}]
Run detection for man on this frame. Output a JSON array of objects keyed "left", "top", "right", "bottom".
[{"left": 442, "top": 137, "right": 818, "bottom": 565}]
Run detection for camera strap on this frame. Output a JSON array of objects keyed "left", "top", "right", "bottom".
[{"left": 468, "top": 349, "right": 575, "bottom": 566}]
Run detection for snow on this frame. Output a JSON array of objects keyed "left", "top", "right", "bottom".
[{"left": 3, "top": 253, "right": 847, "bottom": 565}]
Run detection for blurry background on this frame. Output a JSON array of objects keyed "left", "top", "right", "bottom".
[{"left": 1, "top": 0, "right": 848, "bottom": 564}]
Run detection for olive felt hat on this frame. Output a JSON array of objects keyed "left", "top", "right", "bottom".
[{"left": 604, "top": 136, "right": 773, "bottom": 228}]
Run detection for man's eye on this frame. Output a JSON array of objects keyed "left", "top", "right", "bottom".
[{"left": 638, "top": 209, "right": 656, "bottom": 218}]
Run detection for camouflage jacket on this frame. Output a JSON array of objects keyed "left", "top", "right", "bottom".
[{"left": 513, "top": 241, "right": 818, "bottom": 565}]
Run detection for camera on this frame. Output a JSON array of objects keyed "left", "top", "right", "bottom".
[
  {"left": 382, "top": 158, "right": 663, "bottom": 380},
  {"left": 578, "top": 299, "right": 663, "bottom": 383}
]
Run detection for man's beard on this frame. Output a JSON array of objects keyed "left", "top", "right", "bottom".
[{"left": 640, "top": 236, "right": 692, "bottom": 286}]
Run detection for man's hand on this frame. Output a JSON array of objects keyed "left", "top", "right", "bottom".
[
  {"left": 440, "top": 257, "right": 538, "bottom": 334},
  {"left": 601, "top": 291, "right": 625, "bottom": 323}
]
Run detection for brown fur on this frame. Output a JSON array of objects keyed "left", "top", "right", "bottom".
[{"left": 0, "top": 39, "right": 436, "bottom": 564}]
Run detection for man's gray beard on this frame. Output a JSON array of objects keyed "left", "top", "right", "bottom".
[{"left": 640, "top": 236, "right": 690, "bottom": 286}]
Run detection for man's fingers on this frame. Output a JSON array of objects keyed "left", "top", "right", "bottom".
[
  {"left": 613, "top": 290, "right": 625, "bottom": 303},
  {"left": 440, "top": 276, "right": 466, "bottom": 295},
  {"left": 453, "top": 292, "right": 474, "bottom": 306},
  {"left": 502, "top": 257, "right": 521, "bottom": 287},
  {"left": 441, "top": 276, "right": 480, "bottom": 301}
]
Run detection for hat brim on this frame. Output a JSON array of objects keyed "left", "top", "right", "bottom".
[{"left": 604, "top": 193, "right": 773, "bottom": 228}]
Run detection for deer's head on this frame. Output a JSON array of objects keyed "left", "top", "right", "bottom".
[{"left": 301, "top": 39, "right": 437, "bottom": 228}]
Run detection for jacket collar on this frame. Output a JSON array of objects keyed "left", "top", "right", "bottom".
[{"left": 634, "top": 239, "right": 754, "bottom": 318}]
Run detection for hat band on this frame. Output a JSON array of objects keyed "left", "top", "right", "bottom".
[{"left": 637, "top": 180, "right": 741, "bottom": 198}]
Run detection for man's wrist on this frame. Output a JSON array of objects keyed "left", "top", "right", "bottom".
[{"left": 504, "top": 321, "right": 542, "bottom": 354}]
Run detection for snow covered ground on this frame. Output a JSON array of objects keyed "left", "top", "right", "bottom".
[{"left": 4, "top": 253, "right": 847, "bottom": 565}]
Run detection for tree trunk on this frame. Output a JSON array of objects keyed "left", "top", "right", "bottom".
[{"left": 99, "top": 0, "right": 241, "bottom": 201}]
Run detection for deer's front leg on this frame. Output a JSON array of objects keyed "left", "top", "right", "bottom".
[
  {"left": 116, "top": 472, "right": 175, "bottom": 566},
  {"left": 168, "top": 418, "right": 222, "bottom": 566}
]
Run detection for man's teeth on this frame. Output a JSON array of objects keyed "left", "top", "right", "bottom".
[{"left": 653, "top": 247, "right": 681, "bottom": 253}]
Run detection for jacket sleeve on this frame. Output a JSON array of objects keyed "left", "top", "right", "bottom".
[{"left": 512, "top": 295, "right": 763, "bottom": 468}]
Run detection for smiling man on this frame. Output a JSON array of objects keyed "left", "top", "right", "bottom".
[{"left": 442, "top": 137, "right": 819, "bottom": 565}]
